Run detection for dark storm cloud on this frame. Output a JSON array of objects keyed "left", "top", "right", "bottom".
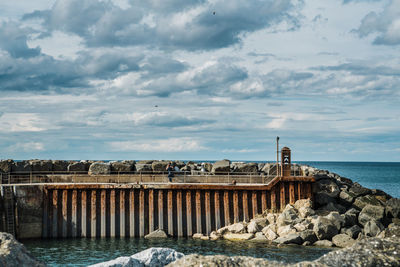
[
  {"left": 0, "top": 21, "right": 41, "bottom": 58},
  {"left": 354, "top": 0, "right": 400, "bottom": 45},
  {"left": 24, "top": 0, "right": 302, "bottom": 51}
]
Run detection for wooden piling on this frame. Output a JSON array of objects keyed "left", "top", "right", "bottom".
[
  {"left": 140, "top": 189, "right": 145, "bottom": 237},
  {"left": 158, "top": 190, "right": 164, "bottom": 230},
  {"left": 52, "top": 190, "right": 58, "bottom": 238},
  {"left": 72, "top": 190, "right": 77, "bottom": 238},
  {"left": 214, "top": 191, "right": 221, "bottom": 230},
  {"left": 91, "top": 190, "right": 96, "bottom": 238},
  {"left": 233, "top": 191, "right": 239, "bottom": 223},
  {"left": 149, "top": 189, "right": 154, "bottom": 233},
  {"left": 100, "top": 190, "right": 106, "bottom": 237},
  {"left": 280, "top": 182, "right": 285, "bottom": 210},
  {"left": 243, "top": 191, "right": 249, "bottom": 222},
  {"left": 261, "top": 191, "right": 267, "bottom": 212},
  {"left": 205, "top": 190, "right": 211, "bottom": 235},
  {"left": 120, "top": 190, "right": 125, "bottom": 237},
  {"left": 186, "top": 190, "right": 192, "bottom": 236},
  {"left": 81, "top": 190, "right": 87, "bottom": 237},
  {"left": 42, "top": 189, "right": 48, "bottom": 238},
  {"left": 177, "top": 190, "right": 183, "bottom": 236},
  {"left": 223, "top": 191, "right": 230, "bottom": 226},
  {"left": 129, "top": 190, "right": 135, "bottom": 237},
  {"left": 252, "top": 191, "right": 258, "bottom": 217},
  {"left": 289, "top": 182, "right": 295, "bottom": 204},
  {"left": 110, "top": 189, "right": 115, "bottom": 237},
  {"left": 167, "top": 190, "right": 173, "bottom": 236}
]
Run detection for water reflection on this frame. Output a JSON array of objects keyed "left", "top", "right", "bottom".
[{"left": 23, "top": 238, "right": 333, "bottom": 266}]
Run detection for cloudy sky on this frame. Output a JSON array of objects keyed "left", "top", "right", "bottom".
[{"left": 0, "top": 0, "right": 399, "bottom": 161}]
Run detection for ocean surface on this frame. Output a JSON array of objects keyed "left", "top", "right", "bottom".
[{"left": 22, "top": 161, "right": 399, "bottom": 266}]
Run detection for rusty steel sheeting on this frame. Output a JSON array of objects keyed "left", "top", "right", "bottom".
[
  {"left": 271, "top": 188, "right": 276, "bottom": 211},
  {"left": 100, "top": 190, "right": 106, "bottom": 237},
  {"left": 195, "top": 190, "right": 201, "bottom": 234},
  {"left": 280, "top": 183, "right": 285, "bottom": 210},
  {"left": 158, "top": 190, "right": 164, "bottom": 231},
  {"left": 120, "top": 190, "right": 125, "bottom": 237},
  {"left": 289, "top": 182, "right": 295, "bottom": 204},
  {"left": 223, "top": 191, "right": 230, "bottom": 226},
  {"left": 110, "top": 189, "right": 115, "bottom": 237},
  {"left": 81, "top": 190, "right": 87, "bottom": 237},
  {"left": 214, "top": 191, "right": 221, "bottom": 230},
  {"left": 140, "top": 189, "right": 145, "bottom": 237},
  {"left": 205, "top": 190, "right": 211, "bottom": 235},
  {"left": 149, "top": 189, "right": 154, "bottom": 233},
  {"left": 52, "top": 190, "right": 58, "bottom": 238},
  {"left": 177, "top": 190, "right": 183, "bottom": 237},
  {"left": 243, "top": 191, "right": 249, "bottom": 222},
  {"left": 186, "top": 190, "right": 192, "bottom": 236},
  {"left": 91, "top": 190, "right": 96, "bottom": 238},
  {"left": 233, "top": 191, "right": 239, "bottom": 223},
  {"left": 129, "top": 190, "right": 135, "bottom": 237},
  {"left": 71, "top": 190, "right": 77, "bottom": 238},
  {"left": 167, "top": 190, "right": 173, "bottom": 236},
  {"left": 261, "top": 191, "right": 267, "bottom": 212},
  {"left": 252, "top": 191, "right": 258, "bottom": 217},
  {"left": 42, "top": 189, "right": 48, "bottom": 238}
]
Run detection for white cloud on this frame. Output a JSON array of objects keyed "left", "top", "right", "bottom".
[
  {"left": 9, "top": 142, "right": 45, "bottom": 152},
  {"left": 108, "top": 137, "right": 206, "bottom": 152},
  {"left": 0, "top": 113, "right": 50, "bottom": 132}
]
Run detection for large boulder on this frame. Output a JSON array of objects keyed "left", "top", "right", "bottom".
[
  {"left": 314, "top": 179, "right": 340, "bottom": 206},
  {"left": 145, "top": 229, "right": 168, "bottom": 239},
  {"left": 313, "top": 240, "right": 334, "bottom": 247},
  {"left": 52, "top": 160, "right": 69, "bottom": 172},
  {"left": 313, "top": 216, "right": 339, "bottom": 240},
  {"left": 273, "top": 233, "right": 303, "bottom": 245},
  {"left": 211, "top": 160, "right": 231, "bottom": 174},
  {"left": 152, "top": 161, "right": 169, "bottom": 173},
  {"left": 110, "top": 161, "right": 135, "bottom": 173},
  {"left": 247, "top": 221, "right": 260, "bottom": 234},
  {"left": 363, "top": 220, "right": 384, "bottom": 237},
  {"left": 232, "top": 163, "right": 258, "bottom": 174},
  {"left": 358, "top": 204, "right": 385, "bottom": 226},
  {"left": 348, "top": 183, "right": 371, "bottom": 198},
  {"left": 12, "top": 161, "right": 32, "bottom": 173},
  {"left": 0, "top": 159, "right": 14, "bottom": 173},
  {"left": 343, "top": 208, "right": 359, "bottom": 227},
  {"left": 294, "top": 199, "right": 312, "bottom": 210},
  {"left": 298, "top": 230, "right": 318, "bottom": 244},
  {"left": 88, "top": 162, "right": 110, "bottom": 175},
  {"left": 276, "top": 225, "right": 296, "bottom": 237},
  {"left": 331, "top": 234, "right": 356, "bottom": 248},
  {"left": 0, "top": 232, "right": 46, "bottom": 267},
  {"left": 261, "top": 163, "right": 278, "bottom": 175},
  {"left": 353, "top": 195, "right": 384, "bottom": 210},
  {"left": 29, "top": 160, "right": 52, "bottom": 172},
  {"left": 338, "top": 190, "right": 357, "bottom": 206},
  {"left": 68, "top": 162, "right": 88, "bottom": 173},
  {"left": 250, "top": 217, "right": 268, "bottom": 229},
  {"left": 385, "top": 198, "right": 400, "bottom": 219},
  {"left": 262, "top": 226, "right": 278, "bottom": 241},
  {"left": 169, "top": 254, "right": 282, "bottom": 267},
  {"left": 276, "top": 205, "right": 298, "bottom": 226},
  {"left": 227, "top": 223, "right": 246, "bottom": 233},
  {"left": 341, "top": 225, "right": 362, "bottom": 239},
  {"left": 222, "top": 233, "right": 254, "bottom": 241},
  {"left": 136, "top": 164, "right": 152, "bottom": 173},
  {"left": 325, "top": 212, "right": 345, "bottom": 230},
  {"left": 90, "top": 247, "right": 184, "bottom": 267}
]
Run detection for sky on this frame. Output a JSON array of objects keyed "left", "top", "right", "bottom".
[{"left": 0, "top": 0, "right": 399, "bottom": 162}]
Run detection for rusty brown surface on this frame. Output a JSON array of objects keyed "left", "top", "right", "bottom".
[
  {"left": 52, "top": 190, "right": 58, "bottom": 238},
  {"left": 195, "top": 190, "right": 201, "bottom": 234},
  {"left": 205, "top": 190, "right": 211, "bottom": 235},
  {"left": 140, "top": 189, "right": 145, "bottom": 237},
  {"left": 91, "top": 190, "right": 96, "bottom": 238},
  {"left": 100, "top": 190, "right": 106, "bottom": 237},
  {"left": 148, "top": 189, "right": 154, "bottom": 233},
  {"left": 280, "top": 182, "right": 285, "bottom": 210},
  {"left": 42, "top": 189, "right": 48, "bottom": 238},
  {"left": 72, "top": 190, "right": 77, "bottom": 238},
  {"left": 271, "top": 188, "right": 276, "bottom": 211},
  {"left": 81, "top": 190, "right": 87, "bottom": 237},
  {"left": 233, "top": 191, "right": 239, "bottom": 223},
  {"left": 243, "top": 191, "right": 249, "bottom": 222},
  {"left": 186, "top": 190, "right": 192, "bottom": 236},
  {"left": 158, "top": 190, "right": 163, "bottom": 231},
  {"left": 167, "top": 190, "right": 173, "bottom": 236},
  {"left": 214, "top": 191, "right": 221, "bottom": 230},
  {"left": 252, "top": 191, "right": 258, "bottom": 217},
  {"left": 120, "top": 190, "right": 125, "bottom": 237},
  {"left": 261, "top": 191, "right": 267, "bottom": 212},
  {"left": 62, "top": 190, "right": 68, "bottom": 238},
  {"left": 297, "top": 182, "right": 302, "bottom": 200},
  {"left": 110, "top": 189, "right": 115, "bottom": 237},
  {"left": 223, "top": 191, "right": 230, "bottom": 226},
  {"left": 129, "top": 190, "right": 135, "bottom": 237},
  {"left": 289, "top": 182, "right": 295, "bottom": 204},
  {"left": 177, "top": 190, "right": 183, "bottom": 237}
]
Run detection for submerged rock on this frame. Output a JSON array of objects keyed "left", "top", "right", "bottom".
[
  {"left": 223, "top": 233, "right": 254, "bottom": 241},
  {"left": 145, "top": 229, "right": 167, "bottom": 239},
  {"left": 0, "top": 232, "right": 46, "bottom": 267},
  {"left": 90, "top": 247, "right": 184, "bottom": 267}
]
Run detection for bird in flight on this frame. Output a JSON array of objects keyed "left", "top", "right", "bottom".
[{"left": 213, "top": 11, "right": 216, "bottom": 15}]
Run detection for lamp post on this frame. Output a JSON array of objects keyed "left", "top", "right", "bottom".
[{"left": 276, "top": 136, "right": 280, "bottom": 177}]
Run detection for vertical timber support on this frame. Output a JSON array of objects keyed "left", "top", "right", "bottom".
[
  {"left": 100, "top": 190, "right": 106, "bottom": 237},
  {"left": 149, "top": 189, "right": 154, "bottom": 233},
  {"left": 205, "top": 190, "right": 211, "bottom": 235},
  {"left": 158, "top": 190, "right": 163, "bottom": 231},
  {"left": 289, "top": 182, "right": 295, "bottom": 205},
  {"left": 120, "top": 190, "right": 125, "bottom": 237},
  {"left": 140, "top": 189, "right": 145, "bottom": 237},
  {"left": 252, "top": 191, "right": 258, "bottom": 216},
  {"left": 280, "top": 182, "right": 285, "bottom": 210},
  {"left": 91, "top": 190, "right": 96, "bottom": 238},
  {"left": 214, "top": 191, "right": 221, "bottom": 230},
  {"left": 81, "top": 190, "right": 87, "bottom": 238},
  {"left": 223, "top": 191, "right": 230, "bottom": 226},
  {"left": 233, "top": 191, "right": 239, "bottom": 223},
  {"left": 110, "top": 190, "right": 115, "bottom": 237},
  {"left": 129, "top": 190, "right": 135, "bottom": 237},
  {"left": 167, "top": 190, "right": 173, "bottom": 236},
  {"left": 186, "top": 190, "right": 192, "bottom": 236},
  {"left": 242, "top": 191, "right": 249, "bottom": 222},
  {"left": 261, "top": 191, "right": 267, "bottom": 212},
  {"left": 71, "top": 190, "right": 77, "bottom": 238},
  {"left": 177, "top": 190, "right": 183, "bottom": 237},
  {"left": 195, "top": 190, "right": 201, "bottom": 234}
]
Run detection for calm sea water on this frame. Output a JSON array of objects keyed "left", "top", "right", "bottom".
[
  {"left": 22, "top": 161, "right": 399, "bottom": 266},
  {"left": 23, "top": 238, "right": 332, "bottom": 266},
  {"left": 298, "top": 161, "right": 400, "bottom": 198}
]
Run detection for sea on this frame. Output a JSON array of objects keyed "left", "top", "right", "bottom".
[{"left": 22, "top": 161, "right": 400, "bottom": 266}]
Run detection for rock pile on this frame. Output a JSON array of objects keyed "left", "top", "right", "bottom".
[{"left": 191, "top": 165, "right": 399, "bottom": 248}]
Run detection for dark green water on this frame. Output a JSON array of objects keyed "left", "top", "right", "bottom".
[{"left": 23, "top": 238, "right": 333, "bottom": 266}]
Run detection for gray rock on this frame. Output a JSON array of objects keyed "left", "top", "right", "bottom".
[
  {"left": 136, "top": 164, "right": 152, "bottom": 173},
  {"left": 273, "top": 233, "right": 303, "bottom": 245},
  {"left": 348, "top": 182, "right": 371, "bottom": 197},
  {"left": 261, "top": 163, "right": 278, "bottom": 176},
  {"left": 276, "top": 205, "right": 298, "bottom": 226},
  {"left": 332, "top": 234, "right": 356, "bottom": 248},
  {"left": 298, "top": 230, "right": 318, "bottom": 244},
  {"left": 298, "top": 207, "right": 315, "bottom": 218},
  {"left": 152, "top": 161, "right": 169, "bottom": 173},
  {"left": 294, "top": 199, "right": 312, "bottom": 210},
  {"left": 315, "top": 236, "right": 400, "bottom": 267},
  {"left": 314, "top": 178, "right": 340, "bottom": 199},
  {"left": 145, "top": 229, "right": 168, "bottom": 239},
  {"left": 12, "top": 161, "right": 32, "bottom": 173},
  {"left": 0, "top": 232, "right": 46, "bottom": 267},
  {"left": 325, "top": 212, "right": 345, "bottom": 230},
  {"left": 319, "top": 202, "right": 346, "bottom": 214},
  {"left": 313, "top": 217, "right": 339, "bottom": 240},
  {"left": 227, "top": 223, "right": 246, "bottom": 233},
  {"left": 250, "top": 217, "right": 269, "bottom": 229},
  {"left": 111, "top": 161, "right": 135, "bottom": 173},
  {"left": 68, "top": 162, "right": 87, "bottom": 172},
  {"left": 385, "top": 198, "right": 400, "bottom": 219},
  {"left": 353, "top": 195, "right": 384, "bottom": 210},
  {"left": 343, "top": 208, "right": 359, "bottom": 226},
  {"left": 91, "top": 247, "right": 184, "bottom": 267},
  {"left": 313, "top": 240, "right": 334, "bottom": 247},
  {"left": 29, "top": 160, "right": 52, "bottom": 172},
  {"left": 88, "top": 162, "right": 111, "bottom": 175},
  {"left": 223, "top": 233, "right": 254, "bottom": 241},
  {"left": 277, "top": 225, "right": 296, "bottom": 237},
  {"left": 0, "top": 159, "right": 14, "bottom": 173},
  {"left": 341, "top": 225, "right": 362, "bottom": 239},
  {"left": 211, "top": 159, "right": 231, "bottom": 174},
  {"left": 263, "top": 227, "right": 278, "bottom": 241},
  {"left": 52, "top": 160, "right": 69, "bottom": 172},
  {"left": 339, "top": 190, "right": 356, "bottom": 207},
  {"left": 247, "top": 221, "right": 260, "bottom": 233},
  {"left": 232, "top": 163, "right": 258, "bottom": 174},
  {"left": 252, "top": 232, "right": 267, "bottom": 241},
  {"left": 364, "top": 220, "right": 384, "bottom": 237},
  {"left": 210, "top": 231, "right": 220, "bottom": 240},
  {"left": 358, "top": 204, "right": 385, "bottom": 226}
]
